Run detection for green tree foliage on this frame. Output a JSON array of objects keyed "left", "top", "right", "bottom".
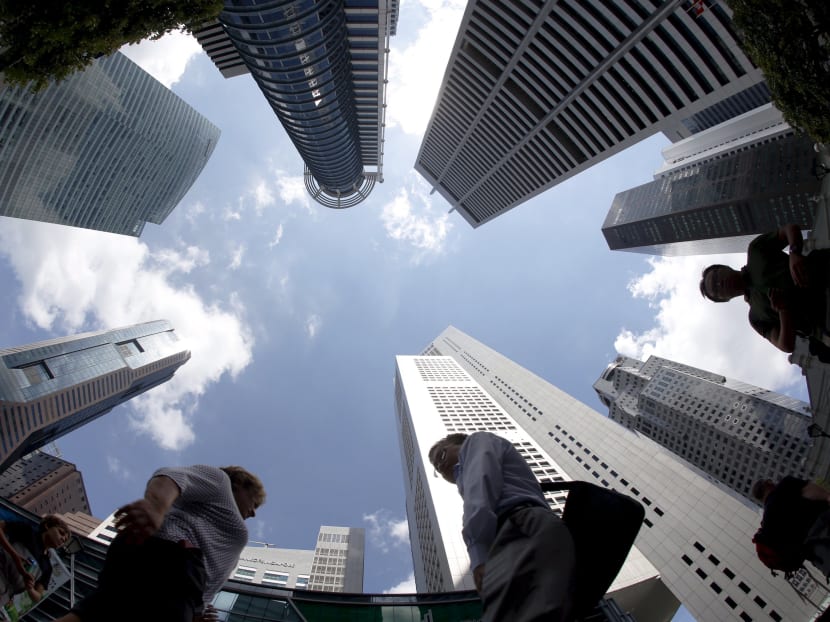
[
  {"left": 0, "top": 0, "right": 224, "bottom": 91},
  {"left": 728, "top": 0, "right": 830, "bottom": 142}
]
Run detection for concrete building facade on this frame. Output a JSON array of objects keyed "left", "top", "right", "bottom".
[
  {"left": 415, "top": 0, "right": 767, "bottom": 227},
  {"left": 395, "top": 326, "right": 820, "bottom": 621},
  {"left": 0, "top": 450, "right": 92, "bottom": 516},
  {"left": 0, "top": 53, "right": 219, "bottom": 236},
  {"left": 594, "top": 354, "right": 813, "bottom": 499},
  {"left": 0, "top": 320, "right": 190, "bottom": 470}
]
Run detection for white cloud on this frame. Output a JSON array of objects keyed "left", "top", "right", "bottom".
[
  {"left": 616, "top": 255, "right": 802, "bottom": 392},
  {"left": 222, "top": 205, "right": 242, "bottom": 221},
  {"left": 305, "top": 314, "right": 322, "bottom": 339},
  {"left": 185, "top": 201, "right": 206, "bottom": 224},
  {"left": 119, "top": 30, "right": 203, "bottom": 88},
  {"left": 152, "top": 245, "right": 210, "bottom": 275},
  {"left": 0, "top": 220, "right": 254, "bottom": 450},
  {"left": 383, "top": 572, "right": 416, "bottom": 594},
  {"left": 229, "top": 244, "right": 246, "bottom": 270},
  {"left": 386, "top": 0, "right": 466, "bottom": 135},
  {"left": 275, "top": 172, "right": 312, "bottom": 212},
  {"left": 106, "top": 456, "right": 132, "bottom": 481},
  {"left": 381, "top": 177, "right": 452, "bottom": 259},
  {"left": 253, "top": 180, "right": 276, "bottom": 215},
  {"left": 269, "top": 223, "right": 285, "bottom": 249},
  {"left": 363, "top": 511, "right": 410, "bottom": 554}
]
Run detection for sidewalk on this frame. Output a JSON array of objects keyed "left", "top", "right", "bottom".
[{"left": 793, "top": 144, "right": 830, "bottom": 480}]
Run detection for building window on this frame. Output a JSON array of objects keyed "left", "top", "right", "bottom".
[
  {"left": 262, "top": 571, "right": 289, "bottom": 585},
  {"left": 234, "top": 567, "right": 256, "bottom": 580},
  {"left": 19, "top": 362, "right": 53, "bottom": 385}
]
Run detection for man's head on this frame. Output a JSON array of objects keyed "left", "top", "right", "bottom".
[
  {"left": 221, "top": 466, "right": 266, "bottom": 520},
  {"left": 751, "top": 479, "right": 776, "bottom": 504},
  {"left": 39, "top": 514, "right": 71, "bottom": 549},
  {"left": 700, "top": 264, "right": 742, "bottom": 303},
  {"left": 428, "top": 433, "right": 468, "bottom": 483}
]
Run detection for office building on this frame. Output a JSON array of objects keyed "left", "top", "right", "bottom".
[
  {"left": 0, "top": 53, "right": 219, "bottom": 236},
  {"left": 395, "top": 326, "right": 819, "bottom": 621},
  {"left": 0, "top": 320, "right": 190, "bottom": 471},
  {"left": 594, "top": 354, "right": 813, "bottom": 499},
  {"left": 232, "top": 526, "right": 365, "bottom": 593},
  {"left": 194, "top": 0, "right": 398, "bottom": 208},
  {"left": 602, "top": 105, "right": 822, "bottom": 255},
  {"left": 0, "top": 450, "right": 92, "bottom": 515},
  {"left": 415, "top": 0, "right": 767, "bottom": 227}
]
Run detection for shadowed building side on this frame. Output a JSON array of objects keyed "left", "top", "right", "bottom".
[{"left": 0, "top": 320, "right": 190, "bottom": 471}]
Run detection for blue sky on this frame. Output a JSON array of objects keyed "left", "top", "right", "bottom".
[{"left": 0, "top": 0, "right": 808, "bottom": 616}]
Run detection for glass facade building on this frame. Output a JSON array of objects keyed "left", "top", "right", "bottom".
[
  {"left": 195, "top": 0, "right": 398, "bottom": 208},
  {"left": 0, "top": 320, "right": 190, "bottom": 470},
  {"left": 0, "top": 53, "right": 220, "bottom": 236},
  {"left": 396, "top": 326, "right": 824, "bottom": 620},
  {"left": 594, "top": 355, "right": 813, "bottom": 499},
  {"left": 415, "top": 0, "right": 768, "bottom": 227},
  {"left": 602, "top": 131, "right": 821, "bottom": 255}
]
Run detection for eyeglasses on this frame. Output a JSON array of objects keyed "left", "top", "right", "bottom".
[{"left": 432, "top": 448, "right": 448, "bottom": 478}]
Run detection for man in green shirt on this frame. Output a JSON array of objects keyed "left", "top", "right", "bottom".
[{"left": 700, "top": 224, "right": 829, "bottom": 353}]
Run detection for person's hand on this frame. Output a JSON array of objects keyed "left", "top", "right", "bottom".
[
  {"left": 115, "top": 498, "right": 167, "bottom": 544},
  {"left": 768, "top": 288, "right": 790, "bottom": 312},
  {"left": 13, "top": 554, "right": 34, "bottom": 585},
  {"left": 473, "top": 564, "right": 485, "bottom": 593},
  {"left": 790, "top": 253, "right": 809, "bottom": 287},
  {"left": 193, "top": 605, "right": 219, "bottom": 622}
]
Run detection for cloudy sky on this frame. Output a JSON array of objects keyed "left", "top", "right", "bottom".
[{"left": 0, "top": 0, "right": 808, "bottom": 614}]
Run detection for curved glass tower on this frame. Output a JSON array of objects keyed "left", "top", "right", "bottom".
[
  {"left": 0, "top": 53, "right": 219, "bottom": 236},
  {"left": 197, "top": 0, "right": 397, "bottom": 208}
]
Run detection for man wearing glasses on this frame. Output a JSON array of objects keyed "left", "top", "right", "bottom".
[
  {"left": 700, "top": 223, "right": 830, "bottom": 353},
  {"left": 428, "top": 432, "right": 575, "bottom": 622}
]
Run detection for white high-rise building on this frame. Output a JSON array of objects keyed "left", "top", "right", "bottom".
[
  {"left": 594, "top": 354, "right": 813, "bottom": 499},
  {"left": 395, "top": 326, "right": 821, "bottom": 621}
]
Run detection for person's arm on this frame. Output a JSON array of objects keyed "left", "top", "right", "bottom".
[
  {"left": 0, "top": 521, "right": 33, "bottom": 584},
  {"left": 767, "top": 288, "right": 797, "bottom": 352},
  {"left": 459, "top": 434, "right": 504, "bottom": 592},
  {"left": 778, "top": 224, "right": 809, "bottom": 286},
  {"left": 801, "top": 481, "right": 830, "bottom": 503},
  {"left": 115, "top": 474, "right": 181, "bottom": 544}
]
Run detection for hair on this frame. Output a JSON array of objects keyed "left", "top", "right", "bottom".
[
  {"left": 751, "top": 479, "right": 775, "bottom": 502},
  {"left": 39, "top": 514, "right": 69, "bottom": 535},
  {"left": 221, "top": 466, "right": 266, "bottom": 507},
  {"left": 699, "top": 264, "right": 731, "bottom": 303},
  {"left": 428, "top": 433, "right": 468, "bottom": 468}
]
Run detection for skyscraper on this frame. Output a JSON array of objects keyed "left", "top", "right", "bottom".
[
  {"left": 602, "top": 104, "right": 822, "bottom": 255},
  {"left": 194, "top": 0, "right": 398, "bottom": 208},
  {"left": 415, "top": 0, "right": 767, "bottom": 227},
  {"left": 0, "top": 53, "right": 220, "bottom": 236},
  {"left": 0, "top": 320, "right": 190, "bottom": 470},
  {"left": 593, "top": 354, "right": 813, "bottom": 499},
  {"left": 395, "top": 326, "right": 818, "bottom": 621},
  {"left": 232, "top": 526, "right": 365, "bottom": 592},
  {"left": 0, "top": 450, "right": 92, "bottom": 515}
]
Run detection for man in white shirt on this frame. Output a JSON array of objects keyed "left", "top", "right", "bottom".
[{"left": 429, "top": 432, "right": 576, "bottom": 622}]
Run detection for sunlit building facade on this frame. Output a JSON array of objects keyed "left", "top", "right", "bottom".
[
  {"left": 0, "top": 53, "right": 219, "bottom": 236},
  {"left": 232, "top": 526, "right": 364, "bottom": 593},
  {"left": 594, "top": 354, "right": 813, "bottom": 499},
  {"left": 0, "top": 320, "right": 190, "bottom": 470},
  {"left": 194, "top": 0, "right": 399, "bottom": 208},
  {"left": 602, "top": 104, "right": 821, "bottom": 255},
  {"left": 0, "top": 450, "right": 91, "bottom": 515},
  {"left": 415, "top": 0, "right": 767, "bottom": 227},
  {"left": 395, "top": 326, "right": 821, "bottom": 621}
]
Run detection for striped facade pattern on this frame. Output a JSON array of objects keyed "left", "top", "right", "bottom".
[
  {"left": 415, "top": 0, "right": 766, "bottom": 227},
  {"left": 210, "top": 0, "right": 398, "bottom": 208},
  {"left": 0, "top": 321, "right": 190, "bottom": 470},
  {"left": 0, "top": 53, "right": 219, "bottom": 236}
]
